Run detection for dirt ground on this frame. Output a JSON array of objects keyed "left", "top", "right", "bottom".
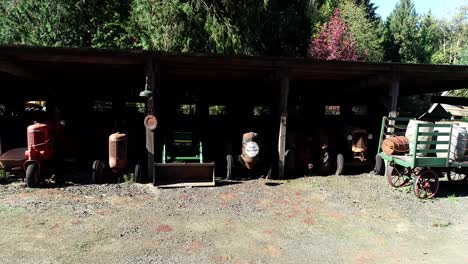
[{"left": 1, "top": 173, "right": 468, "bottom": 264}]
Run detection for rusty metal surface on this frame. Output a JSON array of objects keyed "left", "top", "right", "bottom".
[
  {"left": 109, "top": 132, "right": 128, "bottom": 170},
  {"left": 144, "top": 115, "right": 157, "bottom": 130},
  {"left": 154, "top": 163, "right": 215, "bottom": 187},
  {"left": 0, "top": 147, "right": 26, "bottom": 169}
]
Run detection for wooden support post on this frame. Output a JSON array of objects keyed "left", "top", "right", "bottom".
[
  {"left": 389, "top": 78, "right": 400, "bottom": 118},
  {"left": 387, "top": 73, "right": 400, "bottom": 136},
  {"left": 145, "top": 60, "right": 158, "bottom": 183},
  {"left": 277, "top": 70, "right": 289, "bottom": 180}
]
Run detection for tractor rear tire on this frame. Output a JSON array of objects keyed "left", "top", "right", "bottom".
[
  {"left": 25, "top": 163, "right": 39, "bottom": 188},
  {"left": 335, "top": 154, "right": 344, "bottom": 175},
  {"left": 374, "top": 154, "right": 385, "bottom": 175},
  {"left": 226, "top": 155, "right": 233, "bottom": 180},
  {"left": 91, "top": 160, "right": 104, "bottom": 184},
  {"left": 134, "top": 163, "right": 143, "bottom": 183}
]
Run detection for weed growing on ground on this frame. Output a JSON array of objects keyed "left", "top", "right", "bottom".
[
  {"left": 122, "top": 173, "right": 135, "bottom": 183},
  {"left": 447, "top": 195, "right": 458, "bottom": 203},
  {"left": 432, "top": 220, "right": 452, "bottom": 228}
]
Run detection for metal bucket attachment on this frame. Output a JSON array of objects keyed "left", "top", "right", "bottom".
[{"left": 154, "top": 163, "right": 215, "bottom": 188}]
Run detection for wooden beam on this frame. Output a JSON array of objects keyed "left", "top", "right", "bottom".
[
  {"left": 389, "top": 73, "right": 400, "bottom": 118},
  {"left": 277, "top": 69, "right": 289, "bottom": 180},
  {"left": 431, "top": 96, "right": 468, "bottom": 106},
  {"left": 145, "top": 60, "right": 157, "bottom": 183},
  {"left": 0, "top": 59, "right": 37, "bottom": 79}
]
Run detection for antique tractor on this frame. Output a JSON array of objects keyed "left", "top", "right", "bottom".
[
  {"left": 297, "top": 135, "right": 344, "bottom": 176},
  {"left": 226, "top": 132, "right": 275, "bottom": 180},
  {"left": 23, "top": 122, "right": 54, "bottom": 187},
  {"left": 92, "top": 132, "right": 143, "bottom": 184},
  {"left": 344, "top": 126, "right": 379, "bottom": 173},
  {"left": 154, "top": 130, "right": 215, "bottom": 187}
]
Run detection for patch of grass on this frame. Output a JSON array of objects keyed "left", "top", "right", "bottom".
[
  {"left": 447, "top": 195, "right": 458, "bottom": 203},
  {"left": 0, "top": 205, "right": 26, "bottom": 216},
  {"left": 0, "top": 168, "right": 7, "bottom": 182},
  {"left": 399, "top": 184, "right": 413, "bottom": 194}
]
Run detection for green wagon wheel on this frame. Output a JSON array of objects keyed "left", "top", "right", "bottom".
[
  {"left": 386, "top": 165, "right": 408, "bottom": 188},
  {"left": 413, "top": 169, "right": 439, "bottom": 199}
]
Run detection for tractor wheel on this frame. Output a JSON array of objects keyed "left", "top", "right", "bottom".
[
  {"left": 374, "top": 154, "right": 385, "bottom": 175},
  {"left": 335, "top": 154, "right": 344, "bottom": 175},
  {"left": 321, "top": 151, "right": 331, "bottom": 175},
  {"left": 447, "top": 169, "right": 467, "bottom": 182},
  {"left": 413, "top": 169, "right": 439, "bottom": 199},
  {"left": 25, "top": 163, "right": 39, "bottom": 188},
  {"left": 91, "top": 160, "right": 104, "bottom": 184},
  {"left": 134, "top": 163, "right": 143, "bottom": 183},
  {"left": 386, "top": 165, "right": 408, "bottom": 188},
  {"left": 226, "top": 155, "right": 233, "bottom": 180}
]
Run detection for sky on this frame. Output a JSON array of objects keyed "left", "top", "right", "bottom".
[{"left": 371, "top": 0, "right": 462, "bottom": 20}]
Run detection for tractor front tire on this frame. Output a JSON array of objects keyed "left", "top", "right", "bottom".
[{"left": 25, "top": 163, "right": 39, "bottom": 188}]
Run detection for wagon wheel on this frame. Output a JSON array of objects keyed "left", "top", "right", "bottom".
[
  {"left": 25, "top": 163, "right": 40, "bottom": 188},
  {"left": 413, "top": 169, "right": 439, "bottom": 199},
  {"left": 385, "top": 165, "right": 408, "bottom": 188},
  {"left": 446, "top": 168, "right": 467, "bottom": 182}
]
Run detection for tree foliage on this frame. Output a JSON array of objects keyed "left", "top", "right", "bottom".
[
  {"left": 128, "top": 0, "right": 311, "bottom": 56},
  {"left": 338, "top": 1, "right": 384, "bottom": 62},
  {"left": 0, "top": 0, "right": 130, "bottom": 48},
  {"left": 417, "top": 12, "right": 443, "bottom": 63},
  {"left": 431, "top": 4, "right": 468, "bottom": 65},
  {"left": 0, "top": 0, "right": 465, "bottom": 66},
  {"left": 384, "top": 0, "right": 421, "bottom": 63},
  {"left": 309, "top": 9, "right": 359, "bottom": 61}
]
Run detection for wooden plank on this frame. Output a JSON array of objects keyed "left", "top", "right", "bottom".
[
  {"left": 0, "top": 59, "right": 37, "bottom": 79},
  {"left": 418, "top": 123, "right": 451, "bottom": 128},
  {"left": 419, "top": 132, "right": 450, "bottom": 136},
  {"left": 146, "top": 60, "right": 156, "bottom": 183},
  {"left": 431, "top": 96, "right": 468, "bottom": 106},
  {"left": 416, "top": 149, "right": 448, "bottom": 154},
  {"left": 415, "top": 158, "right": 448, "bottom": 167},
  {"left": 416, "top": 141, "right": 449, "bottom": 144}
]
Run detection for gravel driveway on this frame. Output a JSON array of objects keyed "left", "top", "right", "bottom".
[{"left": 0, "top": 173, "right": 467, "bottom": 264}]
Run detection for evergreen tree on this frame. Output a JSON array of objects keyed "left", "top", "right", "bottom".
[
  {"left": 0, "top": 0, "right": 130, "bottom": 48},
  {"left": 418, "top": 11, "right": 442, "bottom": 63},
  {"left": 339, "top": 1, "right": 384, "bottom": 62},
  {"left": 354, "top": 0, "right": 379, "bottom": 23},
  {"left": 384, "top": 0, "right": 421, "bottom": 63}
]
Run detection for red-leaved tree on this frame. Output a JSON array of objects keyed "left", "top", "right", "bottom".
[{"left": 309, "top": 9, "right": 359, "bottom": 61}]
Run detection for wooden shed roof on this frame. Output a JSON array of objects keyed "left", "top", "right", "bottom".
[{"left": 1, "top": 45, "right": 468, "bottom": 95}]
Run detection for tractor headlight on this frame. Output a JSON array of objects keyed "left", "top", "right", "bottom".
[
  {"left": 346, "top": 135, "right": 352, "bottom": 141},
  {"left": 367, "top": 133, "right": 373, "bottom": 140}
]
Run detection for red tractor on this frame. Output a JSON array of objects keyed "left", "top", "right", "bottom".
[{"left": 23, "top": 122, "right": 55, "bottom": 187}]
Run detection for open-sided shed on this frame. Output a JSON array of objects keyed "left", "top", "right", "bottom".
[{"left": 1, "top": 45, "right": 468, "bottom": 183}]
